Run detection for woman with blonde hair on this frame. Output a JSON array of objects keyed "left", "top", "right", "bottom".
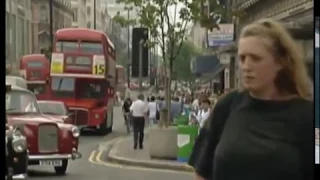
[{"left": 188, "top": 19, "right": 313, "bottom": 180}]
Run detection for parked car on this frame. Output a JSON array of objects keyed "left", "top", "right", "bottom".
[
  {"left": 6, "top": 84, "right": 28, "bottom": 180},
  {"left": 37, "top": 100, "right": 74, "bottom": 124},
  {"left": 6, "top": 84, "right": 82, "bottom": 175}
]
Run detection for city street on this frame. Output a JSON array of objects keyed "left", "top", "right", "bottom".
[{"left": 27, "top": 105, "right": 193, "bottom": 180}]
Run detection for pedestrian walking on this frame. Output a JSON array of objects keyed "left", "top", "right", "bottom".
[
  {"left": 189, "top": 19, "right": 313, "bottom": 180},
  {"left": 122, "top": 97, "right": 132, "bottom": 133},
  {"left": 191, "top": 98, "right": 211, "bottom": 129},
  {"left": 147, "top": 96, "right": 158, "bottom": 126},
  {"left": 130, "top": 94, "right": 148, "bottom": 149}
]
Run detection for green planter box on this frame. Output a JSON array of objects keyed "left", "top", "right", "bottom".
[
  {"left": 177, "top": 125, "right": 198, "bottom": 162},
  {"left": 174, "top": 115, "right": 189, "bottom": 125}
]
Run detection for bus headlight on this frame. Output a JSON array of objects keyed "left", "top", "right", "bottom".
[
  {"left": 95, "top": 113, "right": 100, "bottom": 119},
  {"left": 71, "top": 126, "right": 80, "bottom": 138},
  {"left": 12, "top": 136, "right": 27, "bottom": 153}
]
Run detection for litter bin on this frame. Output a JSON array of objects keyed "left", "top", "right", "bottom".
[
  {"left": 175, "top": 115, "right": 189, "bottom": 125},
  {"left": 177, "top": 125, "right": 198, "bottom": 162}
]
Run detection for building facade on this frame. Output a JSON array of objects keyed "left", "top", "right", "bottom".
[
  {"left": 186, "top": 0, "right": 211, "bottom": 51},
  {"left": 187, "top": 22, "right": 207, "bottom": 51},
  {"left": 103, "top": 0, "right": 139, "bottom": 47},
  {"left": 6, "top": 0, "right": 33, "bottom": 69},
  {"left": 32, "top": 0, "right": 73, "bottom": 53},
  {"left": 71, "top": 0, "right": 87, "bottom": 28},
  {"left": 187, "top": 0, "right": 313, "bottom": 92},
  {"left": 86, "top": 0, "right": 104, "bottom": 30},
  {"left": 226, "top": 0, "right": 314, "bottom": 89}
]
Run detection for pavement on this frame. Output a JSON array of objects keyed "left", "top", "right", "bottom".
[
  {"left": 106, "top": 134, "right": 194, "bottom": 172},
  {"left": 27, "top": 94, "right": 192, "bottom": 180}
]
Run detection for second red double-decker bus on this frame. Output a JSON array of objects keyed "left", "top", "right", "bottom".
[
  {"left": 20, "top": 54, "right": 50, "bottom": 100},
  {"left": 50, "top": 28, "right": 116, "bottom": 134}
]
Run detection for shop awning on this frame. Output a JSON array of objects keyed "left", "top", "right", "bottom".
[
  {"left": 191, "top": 57, "right": 226, "bottom": 88},
  {"left": 191, "top": 55, "right": 223, "bottom": 75}
]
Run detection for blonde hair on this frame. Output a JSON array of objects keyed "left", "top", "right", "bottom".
[{"left": 239, "top": 19, "right": 312, "bottom": 99}]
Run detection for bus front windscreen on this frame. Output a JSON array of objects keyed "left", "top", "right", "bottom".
[
  {"left": 76, "top": 79, "right": 106, "bottom": 99},
  {"left": 51, "top": 77, "right": 75, "bottom": 98}
]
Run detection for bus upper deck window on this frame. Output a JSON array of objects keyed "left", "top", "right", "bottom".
[
  {"left": 56, "top": 41, "right": 78, "bottom": 52},
  {"left": 80, "top": 42, "right": 103, "bottom": 54}
]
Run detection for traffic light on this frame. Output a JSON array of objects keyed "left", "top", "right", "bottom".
[{"left": 131, "top": 27, "right": 149, "bottom": 77}]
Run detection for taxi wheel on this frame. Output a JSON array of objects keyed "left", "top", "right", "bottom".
[
  {"left": 54, "top": 160, "right": 68, "bottom": 175},
  {"left": 97, "top": 116, "right": 108, "bottom": 135},
  {"left": 106, "top": 114, "right": 113, "bottom": 133}
]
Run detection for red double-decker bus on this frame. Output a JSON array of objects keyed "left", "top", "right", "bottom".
[
  {"left": 19, "top": 54, "right": 50, "bottom": 100},
  {"left": 50, "top": 28, "right": 116, "bottom": 134}
]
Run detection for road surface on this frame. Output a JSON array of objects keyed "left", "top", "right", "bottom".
[{"left": 28, "top": 105, "right": 193, "bottom": 180}]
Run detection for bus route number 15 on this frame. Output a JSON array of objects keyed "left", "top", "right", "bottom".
[{"left": 93, "top": 64, "right": 105, "bottom": 75}]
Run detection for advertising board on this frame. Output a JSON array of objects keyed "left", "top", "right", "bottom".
[{"left": 207, "top": 24, "right": 234, "bottom": 47}]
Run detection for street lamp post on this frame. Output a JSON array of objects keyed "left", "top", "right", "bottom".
[
  {"left": 93, "top": 0, "right": 96, "bottom": 29},
  {"left": 125, "top": 7, "right": 131, "bottom": 88},
  {"left": 49, "top": 0, "right": 53, "bottom": 48}
]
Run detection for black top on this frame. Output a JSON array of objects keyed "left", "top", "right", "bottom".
[
  {"left": 122, "top": 100, "right": 132, "bottom": 113},
  {"left": 188, "top": 91, "right": 314, "bottom": 180}
]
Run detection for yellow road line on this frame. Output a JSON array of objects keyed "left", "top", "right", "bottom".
[
  {"left": 91, "top": 150, "right": 192, "bottom": 174},
  {"left": 88, "top": 135, "right": 192, "bottom": 174},
  {"left": 88, "top": 150, "right": 98, "bottom": 164}
]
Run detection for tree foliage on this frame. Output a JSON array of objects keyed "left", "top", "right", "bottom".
[
  {"left": 114, "top": 0, "right": 225, "bottom": 62},
  {"left": 40, "top": 46, "right": 53, "bottom": 60},
  {"left": 170, "top": 41, "right": 201, "bottom": 82},
  {"left": 113, "top": 0, "right": 226, "bottom": 125}
]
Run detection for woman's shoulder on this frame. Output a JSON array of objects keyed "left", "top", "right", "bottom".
[
  {"left": 290, "top": 98, "right": 313, "bottom": 116},
  {"left": 215, "top": 90, "right": 245, "bottom": 109},
  {"left": 287, "top": 98, "right": 314, "bottom": 135}
]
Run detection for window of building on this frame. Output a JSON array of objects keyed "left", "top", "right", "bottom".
[
  {"left": 6, "top": 12, "right": 9, "bottom": 44},
  {"left": 25, "top": 21, "right": 30, "bottom": 54},
  {"left": 17, "top": 17, "right": 24, "bottom": 58},
  {"left": 39, "top": 5, "right": 48, "bottom": 23},
  {"left": 87, "top": 21, "right": 91, "bottom": 28},
  {"left": 87, "top": 6, "right": 91, "bottom": 16},
  {"left": 59, "top": 12, "right": 64, "bottom": 28},
  {"left": 9, "top": 13, "right": 16, "bottom": 61},
  {"left": 73, "top": 8, "right": 78, "bottom": 22}
]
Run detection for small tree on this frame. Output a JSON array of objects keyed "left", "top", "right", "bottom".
[
  {"left": 170, "top": 41, "right": 201, "bottom": 84},
  {"left": 114, "top": 0, "right": 225, "bottom": 126},
  {"left": 40, "top": 46, "right": 53, "bottom": 60}
]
